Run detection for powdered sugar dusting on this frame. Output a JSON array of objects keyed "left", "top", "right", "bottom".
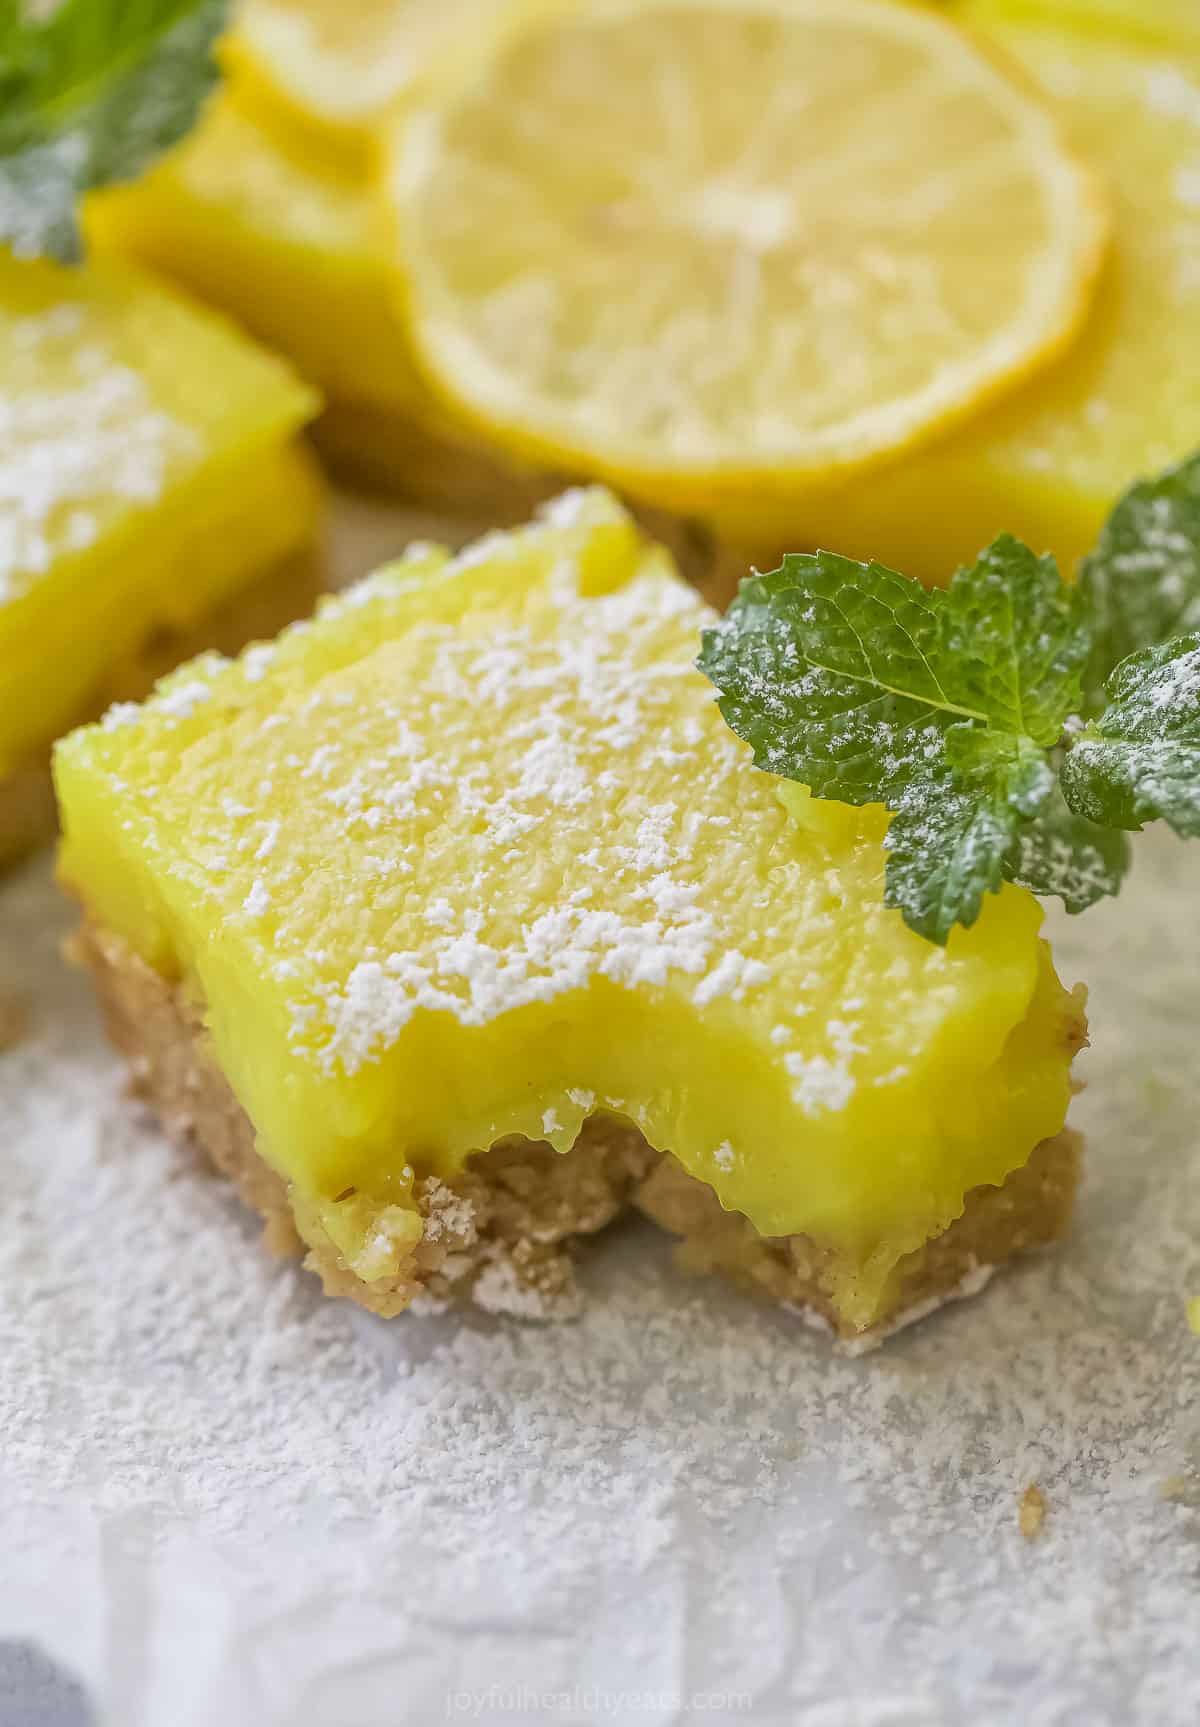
[
  {"left": 1, "top": 838, "right": 1198, "bottom": 1723},
  {"left": 90, "top": 524, "right": 877, "bottom": 1117},
  {"left": 0, "top": 303, "right": 199, "bottom": 604}
]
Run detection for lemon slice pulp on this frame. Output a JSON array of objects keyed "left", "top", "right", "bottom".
[{"left": 382, "top": 0, "right": 1107, "bottom": 510}]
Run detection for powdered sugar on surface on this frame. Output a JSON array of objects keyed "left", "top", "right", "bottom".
[{"left": 2, "top": 829, "right": 1198, "bottom": 1727}]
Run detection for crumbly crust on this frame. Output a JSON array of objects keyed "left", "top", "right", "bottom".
[
  {"left": 73, "top": 917, "right": 1084, "bottom": 1339},
  {"left": 636, "top": 1132, "right": 1081, "bottom": 1345},
  {"left": 0, "top": 546, "right": 322, "bottom": 872},
  {"left": 75, "top": 921, "right": 656, "bottom": 1321}
]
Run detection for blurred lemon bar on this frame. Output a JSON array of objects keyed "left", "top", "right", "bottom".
[
  {"left": 84, "top": 95, "right": 540, "bottom": 517},
  {"left": 55, "top": 492, "right": 1084, "bottom": 1342},
  {"left": 717, "top": 8, "right": 1200, "bottom": 580},
  {"left": 0, "top": 254, "right": 322, "bottom": 867},
  {"left": 87, "top": 1, "right": 563, "bottom": 515},
  {"left": 86, "top": 93, "right": 733, "bottom": 588},
  {"left": 86, "top": 98, "right": 421, "bottom": 421}
]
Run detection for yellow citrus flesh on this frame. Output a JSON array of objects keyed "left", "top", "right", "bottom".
[
  {"left": 715, "top": 12, "right": 1200, "bottom": 580},
  {"left": 0, "top": 254, "right": 320, "bottom": 776},
  {"left": 55, "top": 492, "right": 1077, "bottom": 1331},
  {"left": 224, "top": 0, "right": 545, "bottom": 172},
  {"left": 86, "top": 96, "right": 423, "bottom": 415},
  {"left": 381, "top": 0, "right": 1106, "bottom": 512}
]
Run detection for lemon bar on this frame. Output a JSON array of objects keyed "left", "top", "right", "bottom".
[
  {"left": 55, "top": 493, "right": 1085, "bottom": 1340},
  {"left": 0, "top": 253, "right": 322, "bottom": 867},
  {"left": 86, "top": 98, "right": 423, "bottom": 427},
  {"left": 715, "top": 13, "right": 1200, "bottom": 584}
]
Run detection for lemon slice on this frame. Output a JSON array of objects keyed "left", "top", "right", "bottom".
[
  {"left": 706, "top": 8, "right": 1200, "bottom": 582},
  {"left": 381, "top": 0, "right": 1107, "bottom": 511},
  {"left": 225, "top": 0, "right": 542, "bottom": 169}
]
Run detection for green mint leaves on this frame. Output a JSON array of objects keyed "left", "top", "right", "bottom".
[
  {"left": 699, "top": 538, "right": 1086, "bottom": 943},
  {"left": 1077, "top": 454, "right": 1200, "bottom": 713},
  {"left": 0, "top": 0, "right": 228, "bottom": 264},
  {"left": 700, "top": 451, "right": 1200, "bottom": 945},
  {"left": 1061, "top": 634, "right": 1200, "bottom": 838}
]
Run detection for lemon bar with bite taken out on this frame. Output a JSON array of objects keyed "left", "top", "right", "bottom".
[
  {"left": 0, "top": 253, "right": 321, "bottom": 868},
  {"left": 54, "top": 492, "right": 1086, "bottom": 1342}
]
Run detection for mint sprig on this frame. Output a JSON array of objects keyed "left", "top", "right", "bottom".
[
  {"left": 1078, "top": 453, "right": 1200, "bottom": 713},
  {"left": 1002, "top": 779, "right": 1130, "bottom": 915},
  {"left": 1061, "top": 635, "right": 1200, "bottom": 838},
  {"left": 700, "top": 453, "right": 1200, "bottom": 944},
  {"left": 0, "top": 0, "right": 228, "bottom": 264}
]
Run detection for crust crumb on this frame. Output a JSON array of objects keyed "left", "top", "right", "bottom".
[
  {"left": 1158, "top": 1476, "right": 1192, "bottom": 1504},
  {"left": 1019, "top": 1484, "right": 1047, "bottom": 1540}
]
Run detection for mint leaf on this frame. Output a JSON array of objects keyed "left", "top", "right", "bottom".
[
  {"left": 1004, "top": 776, "right": 1130, "bottom": 913},
  {"left": 1061, "top": 634, "right": 1200, "bottom": 837},
  {"left": 0, "top": 0, "right": 228, "bottom": 263},
  {"left": 699, "top": 540, "right": 1086, "bottom": 942},
  {"left": 885, "top": 731, "right": 1050, "bottom": 944},
  {"left": 885, "top": 791, "right": 1016, "bottom": 947},
  {"left": 701, "top": 453, "right": 1200, "bottom": 942},
  {"left": 697, "top": 551, "right": 982, "bottom": 809},
  {"left": 1078, "top": 452, "right": 1200, "bottom": 711},
  {"left": 941, "top": 535, "right": 1088, "bottom": 745}
]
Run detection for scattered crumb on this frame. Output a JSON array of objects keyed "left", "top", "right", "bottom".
[
  {"left": 471, "top": 1248, "right": 580, "bottom": 1321},
  {"left": 419, "top": 1177, "right": 477, "bottom": 1248},
  {"left": 1019, "top": 1484, "right": 1047, "bottom": 1541},
  {"left": 0, "top": 994, "right": 28, "bottom": 1051},
  {"left": 1187, "top": 1296, "right": 1200, "bottom": 1335}
]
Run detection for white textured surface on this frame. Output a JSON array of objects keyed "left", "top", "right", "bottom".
[
  {"left": 1, "top": 495, "right": 1198, "bottom": 1724},
  {"left": 1, "top": 831, "right": 1198, "bottom": 1726}
]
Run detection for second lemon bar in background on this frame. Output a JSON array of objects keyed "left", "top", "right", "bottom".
[{"left": 0, "top": 253, "right": 322, "bottom": 868}]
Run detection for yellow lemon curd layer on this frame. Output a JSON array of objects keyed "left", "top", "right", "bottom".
[
  {"left": 85, "top": 97, "right": 423, "bottom": 416},
  {"left": 55, "top": 493, "right": 1077, "bottom": 1325},
  {"left": 717, "top": 14, "right": 1200, "bottom": 580},
  {"left": 0, "top": 253, "right": 321, "bottom": 776}
]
